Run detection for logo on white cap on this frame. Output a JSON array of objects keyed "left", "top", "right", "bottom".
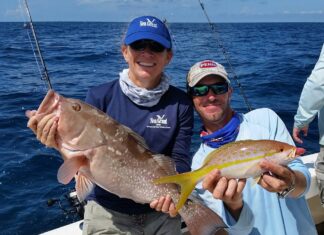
[
  {"left": 140, "top": 18, "right": 157, "bottom": 28},
  {"left": 199, "top": 60, "right": 217, "bottom": 68}
]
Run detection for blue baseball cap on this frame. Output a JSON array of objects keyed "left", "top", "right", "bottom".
[{"left": 124, "top": 16, "right": 172, "bottom": 49}]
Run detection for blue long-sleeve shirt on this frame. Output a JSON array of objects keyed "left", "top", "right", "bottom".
[
  {"left": 85, "top": 79, "right": 194, "bottom": 214},
  {"left": 294, "top": 43, "right": 324, "bottom": 145},
  {"left": 192, "top": 108, "right": 317, "bottom": 235}
]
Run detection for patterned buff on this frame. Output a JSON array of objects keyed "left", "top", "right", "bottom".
[
  {"left": 200, "top": 112, "right": 241, "bottom": 148},
  {"left": 119, "top": 69, "right": 170, "bottom": 107}
]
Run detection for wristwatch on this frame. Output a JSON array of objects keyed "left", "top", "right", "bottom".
[{"left": 277, "top": 170, "right": 296, "bottom": 198}]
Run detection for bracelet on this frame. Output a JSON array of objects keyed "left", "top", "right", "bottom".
[{"left": 277, "top": 169, "right": 296, "bottom": 198}]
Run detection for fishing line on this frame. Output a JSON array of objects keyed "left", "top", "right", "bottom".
[
  {"left": 162, "top": 18, "right": 192, "bottom": 86},
  {"left": 22, "top": 0, "right": 53, "bottom": 90},
  {"left": 26, "top": 24, "right": 44, "bottom": 82},
  {"left": 197, "top": 0, "right": 252, "bottom": 112},
  {"left": 18, "top": 1, "right": 44, "bottom": 82}
]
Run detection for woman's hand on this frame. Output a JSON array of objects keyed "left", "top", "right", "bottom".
[
  {"left": 150, "top": 195, "right": 178, "bottom": 217},
  {"left": 26, "top": 111, "right": 59, "bottom": 149}
]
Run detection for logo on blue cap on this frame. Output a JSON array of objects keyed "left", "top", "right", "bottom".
[
  {"left": 139, "top": 18, "right": 158, "bottom": 28},
  {"left": 124, "top": 16, "right": 172, "bottom": 49}
]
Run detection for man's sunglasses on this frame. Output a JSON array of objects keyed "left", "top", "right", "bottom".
[
  {"left": 129, "top": 40, "right": 166, "bottom": 53},
  {"left": 188, "top": 83, "right": 229, "bottom": 96}
]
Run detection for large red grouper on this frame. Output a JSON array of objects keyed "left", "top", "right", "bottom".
[{"left": 26, "top": 90, "right": 227, "bottom": 235}]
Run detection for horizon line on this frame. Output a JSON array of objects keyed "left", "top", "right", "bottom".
[{"left": 1, "top": 20, "right": 324, "bottom": 24}]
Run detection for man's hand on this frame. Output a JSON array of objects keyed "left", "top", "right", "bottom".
[
  {"left": 259, "top": 160, "right": 306, "bottom": 198},
  {"left": 203, "top": 169, "right": 246, "bottom": 219},
  {"left": 292, "top": 126, "right": 309, "bottom": 144}
]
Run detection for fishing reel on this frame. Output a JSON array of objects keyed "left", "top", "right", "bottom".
[{"left": 47, "top": 189, "right": 86, "bottom": 219}]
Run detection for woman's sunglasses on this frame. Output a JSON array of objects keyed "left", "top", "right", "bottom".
[
  {"left": 188, "top": 83, "right": 229, "bottom": 96},
  {"left": 129, "top": 40, "right": 166, "bottom": 53}
]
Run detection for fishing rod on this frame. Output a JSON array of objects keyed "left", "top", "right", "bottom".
[
  {"left": 197, "top": 0, "right": 252, "bottom": 112},
  {"left": 23, "top": 0, "right": 52, "bottom": 90}
]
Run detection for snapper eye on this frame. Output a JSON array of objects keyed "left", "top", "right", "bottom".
[
  {"left": 280, "top": 148, "right": 284, "bottom": 152},
  {"left": 72, "top": 103, "right": 81, "bottom": 112}
]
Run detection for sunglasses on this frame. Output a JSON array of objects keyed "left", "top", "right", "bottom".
[
  {"left": 129, "top": 40, "right": 166, "bottom": 53},
  {"left": 188, "top": 82, "right": 229, "bottom": 96}
]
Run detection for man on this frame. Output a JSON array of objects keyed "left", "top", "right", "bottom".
[
  {"left": 293, "top": 44, "right": 324, "bottom": 206},
  {"left": 187, "top": 60, "right": 317, "bottom": 235}
]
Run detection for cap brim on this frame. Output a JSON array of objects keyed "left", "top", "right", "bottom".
[
  {"left": 124, "top": 32, "right": 171, "bottom": 49},
  {"left": 189, "top": 72, "right": 230, "bottom": 87}
]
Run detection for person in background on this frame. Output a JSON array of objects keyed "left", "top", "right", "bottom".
[
  {"left": 28, "top": 15, "right": 194, "bottom": 235},
  {"left": 157, "top": 59, "right": 317, "bottom": 235},
  {"left": 293, "top": 43, "right": 324, "bottom": 206}
]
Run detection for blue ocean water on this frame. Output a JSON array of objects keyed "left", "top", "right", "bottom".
[{"left": 0, "top": 21, "right": 323, "bottom": 234}]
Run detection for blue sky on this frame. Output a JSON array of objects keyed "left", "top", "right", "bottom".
[{"left": 1, "top": 0, "right": 324, "bottom": 23}]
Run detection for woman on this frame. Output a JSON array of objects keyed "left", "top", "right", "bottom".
[{"left": 27, "top": 15, "right": 193, "bottom": 235}]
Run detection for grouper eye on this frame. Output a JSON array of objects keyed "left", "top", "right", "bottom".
[{"left": 72, "top": 103, "right": 81, "bottom": 112}]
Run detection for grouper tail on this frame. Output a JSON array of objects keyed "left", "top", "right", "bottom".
[{"left": 153, "top": 165, "right": 216, "bottom": 212}]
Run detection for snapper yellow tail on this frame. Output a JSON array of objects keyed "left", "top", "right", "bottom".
[{"left": 153, "top": 165, "right": 216, "bottom": 212}]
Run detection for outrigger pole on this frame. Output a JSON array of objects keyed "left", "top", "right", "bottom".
[
  {"left": 197, "top": 0, "right": 252, "bottom": 112},
  {"left": 23, "top": 0, "right": 52, "bottom": 90}
]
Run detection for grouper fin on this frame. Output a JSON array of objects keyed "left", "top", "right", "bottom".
[
  {"left": 179, "top": 198, "right": 228, "bottom": 235},
  {"left": 252, "top": 176, "right": 261, "bottom": 186},
  {"left": 152, "top": 154, "right": 177, "bottom": 176},
  {"left": 57, "top": 156, "right": 87, "bottom": 184},
  {"left": 75, "top": 171, "right": 94, "bottom": 202},
  {"left": 123, "top": 125, "right": 149, "bottom": 149},
  {"left": 154, "top": 165, "right": 216, "bottom": 212}
]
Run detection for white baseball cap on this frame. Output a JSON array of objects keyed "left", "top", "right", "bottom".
[{"left": 187, "top": 60, "right": 230, "bottom": 87}]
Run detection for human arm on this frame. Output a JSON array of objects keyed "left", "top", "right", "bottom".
[
  {"left": 293, "top": 44, "right": 324, "bottom": 143},
  {"left": 150, "top": 195, "right": 177, "bottom": 217},
  {"left": 202, "top": 169, "right": 246, "bottom": 220},
  {"left": 195, "top": 173, "right": 253, "bottom": 235},
  {"left": 150, "top": 169, "right": 246, "bottom": 219},
  {"left": 259, "top": 160, "right": 307, "bottom": 198},
  {"left": 240, "top": 108, "right": 311, "bottom": 197},
  {"left": 292, "top": 126, "right": 309, "bottom": 144},
  {"left": 170, "top": 98, "right": 194, "bottom": 173},
  {"left": 257, "top": 108, "right": 311, "bottom": 197},
  {"left": 150, "top": 94, "right": 194, "bottom": 216}
]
